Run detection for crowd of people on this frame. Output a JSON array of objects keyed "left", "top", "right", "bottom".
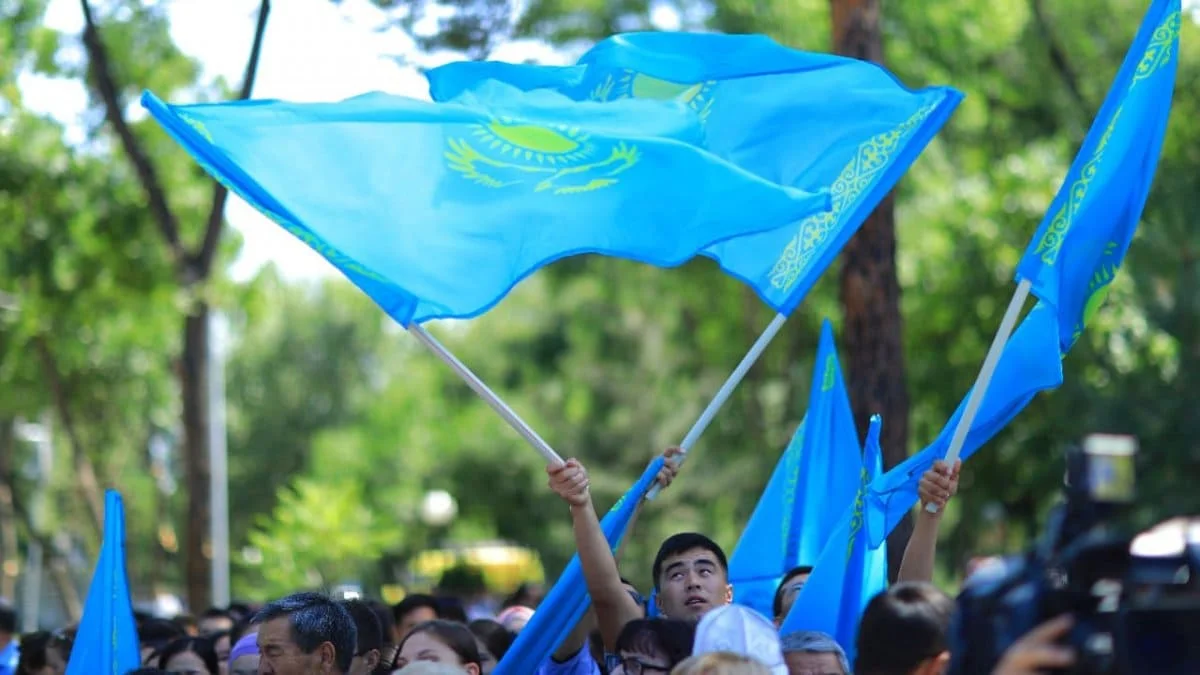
[{"left": 0, "top": 450, "right": 1068, "bottom": 675}]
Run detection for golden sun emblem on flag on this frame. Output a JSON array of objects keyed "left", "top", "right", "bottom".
[
  {"left": 590, "top": 71, "right": 716, "bottom": 121},
  {"left": 445, "top": 117, "right": 640, "bottom": 195}
]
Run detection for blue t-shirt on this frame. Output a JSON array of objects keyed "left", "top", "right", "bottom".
[
  {"left": 0, "top": 639, "right": 19, "bottom": 675},
  {"left": 534, "top": 645, "right": 601, "bottom": 675}
]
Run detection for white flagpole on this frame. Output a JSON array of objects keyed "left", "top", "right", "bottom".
[
  {"left": 645, "top": 312, "right": 789, "bottom": 500},
  {"left": 410, "top": 324, "right": 565, "bottom": 466},
  {"left": 925, "top": 278, "right": 1032, "bottom": 514}
]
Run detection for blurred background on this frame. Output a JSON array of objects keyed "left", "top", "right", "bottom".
[{"left": 1, "top": 0, "right": 1198, "bottom": 630}]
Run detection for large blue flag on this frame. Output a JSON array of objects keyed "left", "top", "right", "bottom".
[
  {"left": 1016, "top": 0, "right": 1180, "bottom": 352},
  {"left": 780, "top": 416, "right": 888, "bottom": 663},
  {"left": 863, "top": 0, "right": 1180, "bottom": 548},
  {"left": 142, "top": 84, "right": 829, "bottom": 326},
  {"left": 498, "top": 457, "right": 664, "bottom": 675},
  {"left": 728, "top": 320, "right": 862, "bottom": 617},
  {"left": 427, "top": 33, "right": 963, "bottom": 313},
  {"left": 66, "top": 491, "right": 140, "bottom": 675}
]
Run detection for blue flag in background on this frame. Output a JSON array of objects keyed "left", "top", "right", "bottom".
[
  {"left": 142, "top": 84, "right": 829, "bottom": 326},
  {"left": 428, "top": 33, "right": 963, "bottom": 314},
  {"left": 780, "top": 416, "right": 888, "bottom": 663},
  {"left": 497, "top": 458, "right": 664, "bottom": 675},
  {"left": 728, "top": 320, "right": 861, "bottom": 618},
  {"left": 66, "top": 491, "right": 140, "bottom": 675},
  {"left": 864, "top": 0, "right": 1180, "bottom": 549},
  {"left": 1016, "top": 0, "right": 1180, "bottom": 352}
]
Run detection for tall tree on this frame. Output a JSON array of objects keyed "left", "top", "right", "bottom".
[
  {"left": 828, "top": 0, "right": 912, "bottom": 578},
  {"left": 78, "top": 0, "right": 271, "bottom": 609}
]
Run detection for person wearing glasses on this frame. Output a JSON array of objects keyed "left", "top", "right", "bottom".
[{"left": 606, "top": 619, "right": 693, "bottom": 675}]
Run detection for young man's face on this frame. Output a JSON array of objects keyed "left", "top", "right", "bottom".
[{"left": 655, "top": 546, "right": 732, "bottom": 621}]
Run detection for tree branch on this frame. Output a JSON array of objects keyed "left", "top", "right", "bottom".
[
  {"left": 32, "top": 337, "right": 106, "bottom": 538},
  {"left": 79, "top": 0, "right": 186, "bottom": 269},
  {"left": 194, "top": 0, "right": 272, "bottom": 278},
  {"left": 1029, "top": 0, "right": 1090, "bottom": 115},
  {"left": 9, "top": 484, "right": 84, "bottom": 622}
]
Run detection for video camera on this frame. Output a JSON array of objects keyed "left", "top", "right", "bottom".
[{"left": 947, "top": 434, "right": 1200, "bottom": 675}]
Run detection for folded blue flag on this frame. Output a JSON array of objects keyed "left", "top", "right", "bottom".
[
  {"left": 500, "top": 458, "right": 664, "bottom": 675},
  {"left": 427, "top": 32, "right": 963, "bottom": 314},
  {"left": 142, "top": 84, "right": 829, "bottom": 326},
  {"left": 1016, "top": 0, "right": 1179, "bottom": 351},
  {"left": 728, "top": 319, "right": 861, "bottom": 618},
  {"left": 781, "top": 416, "right": 888, "bottom": 663},
  {"left": 66, "top": 491, "right": 140, "bottom": 675}
]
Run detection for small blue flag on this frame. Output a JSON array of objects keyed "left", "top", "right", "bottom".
[
  {"left": 728, "top": 320, "right": 861, "bottom": 618},
  {"left": 1015, "top": 0, "right": 1179, "bottom": 351},
  {"left": 66, "top": 491, "right": 140, "bottom": 675},
  {"left": 498, "top": 458, "right": 664, "bottom": 675},
  {"left": 780, "top": 416, "right": 888, "bottom": 663},
  {"left": 141, "top": 85, "right": 829, "bottom": 326},
  {"left": 427, "top": 32, "right": 963, "bottom": 314}
]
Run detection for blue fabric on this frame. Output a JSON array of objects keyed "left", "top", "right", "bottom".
[
  {"left": 0, "top": 639, "right": 18, "bottom": 675},
  {"left": 533, "top": 645, "right": 602, "bottom": 675},
  {"left": 496, "top": 458, "right": 664, "bottom": 675},
  {"left": 780, "top": 416, "right": 888, "bottom": 663},
  {"left": 65, "top": 491, "right": 140, "bottom": 675},
  {"left": 728, "top": 319, "right": 860, "bottom": 618},
  {"left": 427, "top": 32, "right": 963, "bottom": 314},
  {"left": 142, "top": 84, "right": 829, "bottom": 326},
  {"left": 1016, "top": 0, "right": 1179, "bottom": 351}
]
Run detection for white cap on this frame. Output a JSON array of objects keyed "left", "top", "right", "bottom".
[{"left": 693, "top": 604, "right": 788, "bottom": 675}]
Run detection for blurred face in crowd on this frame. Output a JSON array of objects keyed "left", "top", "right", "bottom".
[
  {"left": 162, "top": 648, "right": 210, "bottom": 675},
  {"left": 228, "top": 651, "right": 260, "bottom": 675},
  {"left": 256, "top": 616, "right": 338, "bottom": 674},
  {"left": 214, "top": 633, "right": 231, "bottom": 675},
  {"left": 655, "top": 547, "right": 732, "bottom": 621},
  {"left": 201, "top": 615, "right": 235, "bottom": 635},
  {"left": 394, "top": 631, "right": 480, "bottom": 675},
  {"left": 396, "top": 607, "right": 439, "bottom": 643},
  {"left": 783, "top": 650, "right": 846, "bottom": 675},
  {"left": 472, "top": 637, "right": 496, "bottom": 675},
  {"left": 775, "top": 571, "right": 811, "bottom": 625}
]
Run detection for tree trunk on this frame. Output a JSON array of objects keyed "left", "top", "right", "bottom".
[
  {"left": 181, "top": 306, "right": 212, "bottom": 611},
  {"left": 829, "top": 0, "right": 913, "bottom": 582},
  {"left": 0, "top": 421, "right": 18, "bottom": 600}
]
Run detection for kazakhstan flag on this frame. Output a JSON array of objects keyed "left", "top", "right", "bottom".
[
  {"left": 428, "top": 32, "right": 963, "bottom": 313},
  {"left": 142, "top": 82, "right": 829, "bottom": 326}
]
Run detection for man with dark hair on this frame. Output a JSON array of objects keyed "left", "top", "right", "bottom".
[
  {"left": 341, "top": 600, "right": 383, "bottom": 675},
  {"left": 772, "top": 565, "right": 813, "bottom": 627},
  {"left": 854, "top": 582, "right": 954, "bottom": 675},
  {"left": 254, "top": 592, "right": 357, "bottom": 675},
  {"left": 0, "top": 603, "right": 18, "bottom": 675},
  {"left": 649, "top": 532, "right": 732, "bottom": 620},
  {"left": 391, "top": 594, "right": 440, "bottom": 643}
]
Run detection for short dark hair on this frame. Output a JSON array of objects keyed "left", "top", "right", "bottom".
[
  {"left": 854, "top": 582, "right": 953, "bottom": 675},
  {"left": 17, "top": 631, "right": 52, "bottom": 672},
  {"left": 435, "top": 596, "right": 468, "bottom": 624},
  {"left": 394, "top": 620, "right": 481, "bottom": 669},
  {"left": 468, "top": 619, "right": 515, "bottom": 661},
  {"left": 138, "top": 617, "right": 187, "bottom": 654},
  {"left": 651, "top": 533, "right": 728, "bottom": 590},
  {"left": 156, "top": 636, "right": 220, "bottom": 674},
  {"left": 0, "top": 603, "right": 15, "bottom": 633},
  {"left": 364, "top": 599, "right": 395, "bottom": 643},
  {"left": 615, "top": 619, "right": 694, "bottom": 667},
  {"left": 253, "top": 592, "right": 357, "bottom": 673},
  {"left": 393, "top": 594, "right": 440, "bottom": 624},
  {"left": 201, "top": 607, "right": 230, "bottom": 620},
  {"left": 772, "top": 565, "right": 814, "bottom": 618},
  {"left": 342, "top": 599, "right": 384, "bottom": 655}
]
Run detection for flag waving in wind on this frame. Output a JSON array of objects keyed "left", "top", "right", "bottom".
[
  {"left": 781, "top": 416, "right": 888, "bottom": 663},
  {"left": 496, "top": 458, "right": 664, "bottom": 675},
  {"left": 142, "top": 83, "right": 828, "bottom": 327},
  {"left": 427, "top": 33, "right": 963, "bottom": 313},
  {"left": 728, "top": 320, "right": 862, "bottom": 618},
  {"left": 864, "top": 0, "right": 1180, "bottom": 548},
  {"left": 66, "top": 491, "right": 140, "bottom": 675}
]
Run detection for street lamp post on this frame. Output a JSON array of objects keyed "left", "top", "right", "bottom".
[{"left": 14, "top": 413, "right": 53, "bottom": 632}]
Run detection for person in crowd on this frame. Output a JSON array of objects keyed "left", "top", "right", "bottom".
[
  {"left": 18, "top": 630, "right": 71, "bottom": 675},
  {"left": 156, "top": 636, "right": 220, "bottom": 674},
  {"left": 495, "top": 606, "right": 532, "bottom": 634},
  {"left": 139, "top": 618, "right": 187, "bottom": 665},
  {"left": 209, "top": 630, "right": 232, "bottom": 675},
  {"left": 608, "top": 619, "right": 694, "bottom": 675},
  {"left": 854, "top": 582, "right": 954, "bottom": 675},
  {"left": 392, "top": 620, "right": 482, "bottom": 675},
  {"left": 365, "top": 599, "right": 396, "bottom": 674},
  {"left": 227, "top": 633, "right": 260, "bottom": 675},
  {"left": 342, "top": 599, "right": 384, "bottom": 675},
  {"left": 771, "top": 567, "right": 812, "bottom": 628},
  {"left": 435, "top": 598, "right": 469, "bottom": 625},
  {"left": 392, "top": 596, "right": 441, "bottom": 644},
  {"left": 0, "top": 604, "right": 17, "bottom": 675},
  {"left": 199, "top": 608, "right": 235, "bottom": 635},
  {"left": 254, "top": 592, "right": 357, "bottom": 675},
  {"left": 175, "top": 614, "right": 200, "bottom": 636},
  {"left": 546, "top": 449, "right": 690, "bottom": 650},
  {"left": 671, "top": 653, "right": 771, "bottom": 675},
  {"left": 466, "top": 620, "right": 512, "bottom": 663},
  {"left": 501, "top": 583, "right": 543, "bottom": 611},
  {"left": 779, "top": 631, "right": 848, "bottom": 675},
  {"left": 691, "top": 605, "right": 785, "bottom": 675}
]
